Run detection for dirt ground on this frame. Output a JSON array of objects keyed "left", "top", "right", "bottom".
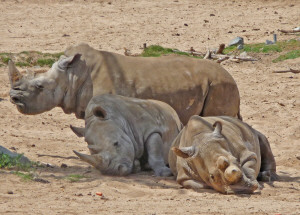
[{"left": 0, "top": 0, "right": 300, "bottom": 214}]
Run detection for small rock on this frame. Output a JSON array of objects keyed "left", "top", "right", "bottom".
[
  {"left": 184, "top": 23, "right": 188, "bottom": 26},
  {"left": 293, "top": 27, "right": 300, "bottom": 31},
  {"left": 7, "top": 191, "right": 13, "bottom": 194},
  {"left": 61, "top": 163, "right": 68, "bottom": 168},
  {"left": 33, "top": 178, "right": 50, "bottom": 184},
  {"left": 265, "top": 40, "right": 274, "bottom": 45},
  {"left": 62, "top": 34, "right": 70, "bottom": 37},
  {"left": 9, "top": 147, "right": 16, "bottom": 151},
  {"left": 210, "top": 14, "right": 215, "bottom": 16},
  {"left": 228, "top": 36, "right": 244, "bottom": 47},
  {"left": 31, "top": 144, "right": 35, "bottom": 147},
  {"left": 204, "top": 20, "right": 209, "bottom": 23},
  {"left": 240, "top": 52, "right": 247, "bottom": 57},
  {"left": 237, "top": 44, "right": 244, "bottom": 50},
  {"left": 228, "top": 31, "right": 233, "bottom": 33}
]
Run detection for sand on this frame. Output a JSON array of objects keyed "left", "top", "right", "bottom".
[{"left": 0, "top": 0, "right": 299, "bottom": 214}]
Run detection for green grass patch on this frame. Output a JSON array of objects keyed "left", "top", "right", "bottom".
[
  {"left": 224, "top": 39, "right": 300, "bottom": 54},
  {"left": 14, "top": 171, "right": 34, "bottom": 181},
  {"left": 272, "top": 50, "right": 300, "bottom": 63},
  {"left": 65, "top": 174, "right": 85, "bottom": 182},
  {"left": 141, "top": 45, "right": 202, "bottom": 58},
  {"left": 15, "top": 62, "right": 31, "bottom": 67},
  {"left": 0, "top": 51, "right": 63, "bottom": 67},
  {"left": 36, "top": 58, "right": 55, "bottom": 67}
]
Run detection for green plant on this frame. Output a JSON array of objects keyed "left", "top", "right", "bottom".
[
  {"left": 0, "top": 153, "right": 36, "bottom": 171},
  {"left": 1, "top": 56, "right": 11, "bottom": 64}
]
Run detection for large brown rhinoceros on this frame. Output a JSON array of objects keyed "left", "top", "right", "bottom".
[
  {"left": 169, "top": 116, "right": 277, "bottom": 194},
  {"left": 70, "top": 94, "right": 182, "bottom": 176},
  {"left": 8, "top": 43, "right": 241, "bottom": 124}
]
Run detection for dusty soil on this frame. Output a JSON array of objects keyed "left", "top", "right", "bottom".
[{"left": 0, "top": 0, "right": 299, "bottom": 214}]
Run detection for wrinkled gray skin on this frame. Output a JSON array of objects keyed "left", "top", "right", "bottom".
[
  {"left": 71, "top": 94, "right": 182, "bottom": 176},
  {"left": 169, "top": 116, "right": 277, "bottom": 194},
  {"left": 9, "top": 43, "right": 241, "bottom": 124}
]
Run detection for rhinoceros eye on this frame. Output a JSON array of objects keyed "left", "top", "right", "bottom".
[
  {"left": 113, "top": 141, "right": 119, "bottom": 147},
  {"left": 35, "top": 84, "right": 44, "bottom": 90},
  {"left": 210, "top": 174, "right": 215, "bottom": 181}
]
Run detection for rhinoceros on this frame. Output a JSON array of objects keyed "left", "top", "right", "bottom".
[
  {"left": 70, "top": 94, "right": 182, "bottom": 176},
  {"left": 8, "top": 43, "right": 241, "bottom": 124},
  {"left": 169, "top": 116, "right": 277, "bottom": 194}
]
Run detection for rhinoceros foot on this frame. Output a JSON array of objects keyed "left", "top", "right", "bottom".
[
  {"left": 155, "top": 166, "right": 173, "bottom": 177},
  {"left": 258, "top": 170, "right": 278, "bottom": 182}
]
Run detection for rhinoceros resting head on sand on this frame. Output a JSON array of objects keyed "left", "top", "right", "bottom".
[
  {"left": 169, "top": 116, "right": 277, "bottom": 194},
  {"left": 71, "top": 94, "right": 182, "bottom": 176},
  {"left": 8, "top": 54, "right": 91, "bottom": 118}
]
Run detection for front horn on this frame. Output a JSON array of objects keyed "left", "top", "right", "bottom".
[
  {"left": 73, "top": 150, "right": 102, "bottom": 168},
  {"left": 8, "top": 60, "right": 22, "bottom": 85}
]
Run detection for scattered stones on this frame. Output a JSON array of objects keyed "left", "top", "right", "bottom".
[{"left": 228, "top": 36, "right": 244, "bottom": 47}]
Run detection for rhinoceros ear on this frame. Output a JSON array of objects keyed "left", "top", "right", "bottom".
[
  {"left": 70, "top": 125, "right": 85, "bottom": 137},
  {"left": 8, "top": 60, "right": 23, "bottom": 85},
  {"left": 92, "top": 106, "right": 107, "bottom": 119},
  {"left": 172, "top": 146, "right": 195, "bottom": 158},
  {"left": 58, "top": 54, "right": 82, "bottom": 69},
  {"left": 213, "top": 121, "right": 222, "bottom": 137}
]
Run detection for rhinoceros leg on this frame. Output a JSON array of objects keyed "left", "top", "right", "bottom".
[
  {"left": 256, "top": 131, "right": 278, "bottom": 181},
  {"left": 145, "top": 133, "right": 172, "bottom": 177}
]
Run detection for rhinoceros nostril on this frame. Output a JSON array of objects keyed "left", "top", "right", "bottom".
[{"left": 11, "top": 96, "right": 20, "bottom": 103}]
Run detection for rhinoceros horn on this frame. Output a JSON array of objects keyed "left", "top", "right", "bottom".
[
  {"left": 8, "top": 60, "right": 23, "bottom": 85},
  {"left": 73, "top": 150, "right": 102, "bottom": 168},
  {"left": 224, "top": 165, "right": 242, "bottom": 184},
  {"left": 70, "top": 125, "right": 85, "bottom": 137}
]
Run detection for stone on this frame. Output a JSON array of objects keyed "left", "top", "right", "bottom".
[{"left": 228, "top": 37, "right": 244, "bottom": 47}]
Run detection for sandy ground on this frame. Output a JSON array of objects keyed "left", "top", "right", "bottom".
[{"left": 0, "top": 0, "right": 300, "bottom": 214}]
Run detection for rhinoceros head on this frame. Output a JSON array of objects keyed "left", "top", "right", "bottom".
[
  {"left": 71, "top": 105, "right": 135, "bottom": 176},
  {"left": 8, "top": 54, "right": 83, "bottom": 115},
  {"left": 172, "top": 121, "right": 259, "bottom": 194}
]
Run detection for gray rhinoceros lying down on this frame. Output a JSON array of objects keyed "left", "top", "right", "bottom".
[
  {"left": 8, "top": 43, "right": 241, "bottom": 124},
  {"left": 169, "top": 116, "right": 277, "bottom": 194},
  {"left": 71, "top": 94, "right": 182, "bottom": 176}
]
